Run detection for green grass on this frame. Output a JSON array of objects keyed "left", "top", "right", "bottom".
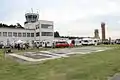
[
  {"left": 0, "top": 46, "right": 120, "bottom": 80},
  {"left": 97, "top": 44, "right": 120, "bottom": 47}
]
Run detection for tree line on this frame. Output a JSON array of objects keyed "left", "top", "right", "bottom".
[
  {"left": 54, "top": 31, "right": 87, "bottom": 39},
  {"left": 0, "top": 23, "right": 23, "bottom": 28}
]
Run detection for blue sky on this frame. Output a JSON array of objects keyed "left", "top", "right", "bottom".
[{"left": 0, "top": 0, "right": 120, "bottom": 39}]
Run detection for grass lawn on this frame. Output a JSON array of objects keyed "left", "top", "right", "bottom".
[
  {"left": 0, "top": 46, "right": 120, "bottom": 80},
  {"left": 97, "top": 44, "right": 120, "bottom": 47}
]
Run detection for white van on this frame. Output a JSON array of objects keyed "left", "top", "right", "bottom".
[
  {"left": 42, "top": 41, "right": 53, "bottom": 48},
  {"left": 82, "top": 38, "right": 93, "bottom": 45},
  {"left": 82, "top": 38, "right": 100, "bottom": 46},
  {"left": 92, "top": 39, "right": 99, "bottom": 46},
  {"left": 74, "top": 39, "right": 82, "bottom": 46},
  {"left": 34, "top": 41, "right": 42, "bottom": 47},
  {"left": 82, "top": 38, "right": 99, "bottom": 45}
]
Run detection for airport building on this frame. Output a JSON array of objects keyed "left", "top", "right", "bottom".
[
  {"left": 94, "top": 29, "right": 100, "bottom": 39},
  {"left": 0, "top": 12, "right": 54, "bottom": 47}
]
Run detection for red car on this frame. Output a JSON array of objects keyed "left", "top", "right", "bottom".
[{"left": 55, "top": 41, "right": 69, "bottom": 48}]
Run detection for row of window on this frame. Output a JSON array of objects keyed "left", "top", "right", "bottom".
[
  {"left": 41, "top": 32, "right": 53, "bottom": 36},
  {"left": 36, "top": 24, "right": 53, "bottom": 29},
  {"left": 41, "top": 24, "right": 53, "bottom": 29},
  {"left": 0, "top": 32, "right": 53, "bottom": 37},
  {"left": 36, "top": 32, "right": 53, "bottom": 36},
  {"left": 0, "top": 32, "right": 34, "bottom": 37}
]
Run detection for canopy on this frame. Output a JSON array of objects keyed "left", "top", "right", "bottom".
[{"left": 15, "top": 40, "right": 25, "bottom": 44}]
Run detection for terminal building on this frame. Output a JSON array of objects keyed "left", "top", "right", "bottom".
[{"left": 0, "top": 12, "right": 54, "bottom": 47}]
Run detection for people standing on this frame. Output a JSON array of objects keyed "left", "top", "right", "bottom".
[
  {"left": 23, "top": 44, "right": 25, "bottom": 50},
  {"left": 18, "top": 44, "right": 20, "bottom": 50},
  {"left": 20, "top": 43, "right": 22, "bottom": 50}
]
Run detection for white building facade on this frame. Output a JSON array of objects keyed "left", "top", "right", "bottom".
[{"left": 0, "top": 12, "right": 54, "bottom": 47}]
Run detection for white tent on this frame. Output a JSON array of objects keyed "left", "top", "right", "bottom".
[{"left": 15, "top": 40, "right": 25, "bottom": 44}]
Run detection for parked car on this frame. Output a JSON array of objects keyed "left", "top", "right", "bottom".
[
  {"left": 34, "top": 41, "right": 42, "bottom": 47},
  {"left": 115, "top": 39, "right": 120, "bottom": 44},
  {"left": 74, "top": 39, "right": 82, "bottom": 46},
  {"left": 110, "top": 40, "right": 115, "bottom": 44},
  {"left": 55, "top": 41, "right": 69, "bottom": 48},
  {"left": 82, "top": 38, "right": 94, "bottom": 45},
  {"left": 102, "top": 39, "right": 110, "bottom": 44}
]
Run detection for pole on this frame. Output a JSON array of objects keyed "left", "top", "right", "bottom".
[
  {"left": 4, "top": 46, "right": 6, "bottom": 59},
  {"left": 39, "top": 22, "right": 40, "bottom": 44},
  {"left": 31, "top": 8, "right": 33, "bottom": 13}
]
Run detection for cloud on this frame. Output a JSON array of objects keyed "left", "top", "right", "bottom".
[{"left": 1, "top": 0, "right": 120, "bottom": 39}]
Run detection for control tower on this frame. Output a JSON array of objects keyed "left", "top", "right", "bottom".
[
  {"left": 24, "top": 12, "right": 39, "bottom": 29},
  {"left": 23, "top": 10, "right": 54, "bottom": 47},
  {"left": 24, "top": 13, "right": 39, "bottom": 24}
]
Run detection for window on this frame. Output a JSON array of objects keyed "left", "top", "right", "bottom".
[
  {"left": 3, "top": 32, "right": 7, "bottom": 37},
  {"left": 36, "top": 24, "right": 39, "bottom": 29},
  {"left": 13, "top": 32, "right": 17, "bottom": 37},
  {"left": 31, "top": 33, "right": 34, "bottom": 37},
  {"left": 27, "top": 33, "right": 30, "bottom": 37},
  {"left": 8, "top": 32, "right": 12, "bottom": 37},
  {"left": 56, "top": 41, "right": 67, "bottom": 44},
  {"left": 23, "top": 33, "right": 26, "bottom": 37},
  {"left": 41, "top": 32, "right": 53, "bottom": 36},
  {"left": 0, "top": 32, "right": 1, "bottom": 36},
  {"left": 84, "top": 40, "right": 88, "bottom": 42},
  {"left": 41, "top": 24, "right": 53, "bottom": 29},
  {"left": 28, "top": 15, "right": 32, "bottom": 18},
  {"left": 37, "top": 42, "right": 39, "bottom": 44},
  {"left": 18, "top": 33, "right": 22, "bottom": 37},
  {"left": 36, "top": 32, "right": 40, "bottom": 37},
  {"left": 94, "top": 40, "right": 97, "bottom": 42},
  {"left": 90, "top": 40, "right": 92, "bottom": 42}
]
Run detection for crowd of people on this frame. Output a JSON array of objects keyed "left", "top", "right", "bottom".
[{"left": 12, "top": 43, "right": 29, "bottom": 50}]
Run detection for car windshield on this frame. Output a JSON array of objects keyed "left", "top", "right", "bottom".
[
  {"left": 56, "top": 42, "right": 67, "bottom": 44},
  {"left": 84, "top": 40, "right": 88, "bottom": 42}
]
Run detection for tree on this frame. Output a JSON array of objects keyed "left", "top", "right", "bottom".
[
  {"left": 0, "top": 23, "right": 24, "bottom": 28},
  {"left": 54, "top": 31, "right": 60, "bottom": 37},
  {"left": 9, "top": 24, "right": 16, "bottom": 28},
  {"left": 16, "top": 23, "right": 22, "bottom": 27}
]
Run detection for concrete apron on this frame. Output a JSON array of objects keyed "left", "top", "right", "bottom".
[{"left": 7, "top": 48, "right": 108, "bottom": 63}]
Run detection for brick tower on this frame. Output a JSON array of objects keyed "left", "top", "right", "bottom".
[{"left": 101, "top": 22, "right": 106, "bottom": 41}]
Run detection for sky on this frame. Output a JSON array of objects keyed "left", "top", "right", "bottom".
[{"left": 0, "top": 0, "right": 120, "bottom": 39}]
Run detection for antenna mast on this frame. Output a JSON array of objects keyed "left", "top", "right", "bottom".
[
  {"left": 31, "top": 8, "right": 33, "bottom": 13},
  {"left": 37, "top": 9, "right": 39, "bottom": 14}
]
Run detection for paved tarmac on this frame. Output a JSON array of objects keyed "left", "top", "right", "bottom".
[
  {"left": 49, "top": 46, "right": 111, "bottom": 54},
  {"left": 109, "top": 74, "right": 120, "bottom": 80},
  {"left": 8, "top": 46, "right": 112, "bottom": 63}
]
